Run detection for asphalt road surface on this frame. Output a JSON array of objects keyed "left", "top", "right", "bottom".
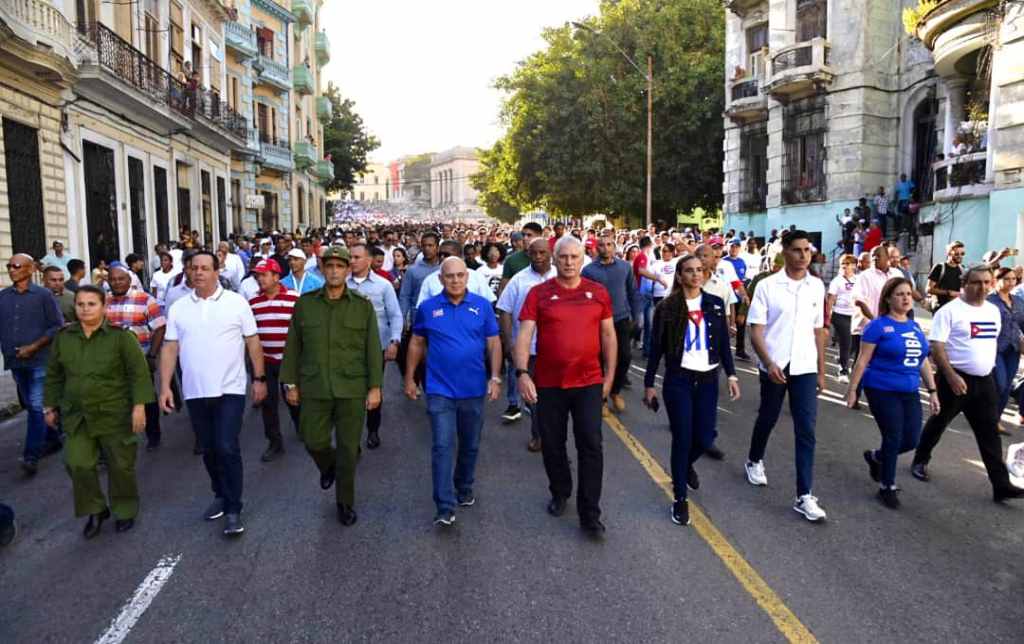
[{"left": 2, "top": 344, "right": 1022, "bottom": 643}]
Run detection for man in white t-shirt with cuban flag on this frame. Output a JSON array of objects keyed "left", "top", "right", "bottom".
[{"left": 911, "top": 264, "right": 1024, "bottom": 502}]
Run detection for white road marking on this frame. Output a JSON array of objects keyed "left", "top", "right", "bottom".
[{"left": 95, "top": 554, "right": 182, "bottom": 644}]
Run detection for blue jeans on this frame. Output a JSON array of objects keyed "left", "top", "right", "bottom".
[
  {"left": 12, "top": 366, "right": 60, "bottom": 461},
  {"left": 748, "top": 371, "right": 818, "bottom": 496},
  {"left": 426, "top": 395, "right": 485, "bottom": 513},
  {"left": 993, "top": 345, "right": 1019, "bottom": 418},
  {"left": 186, "top": 395, "right": 246, "bottom": 514},
  {"left": 864, "top": 388, "right": 922, "bottom": 488},
  {"left": 640, "top": 293, "right": 654, "bottom": 356},
  {"left": 663, "top": 369, "right": 719, "bottom": 501}
]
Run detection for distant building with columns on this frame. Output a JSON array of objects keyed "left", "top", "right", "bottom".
[{"left": 430, "top": 146, "right": 480, "bottom": 212}]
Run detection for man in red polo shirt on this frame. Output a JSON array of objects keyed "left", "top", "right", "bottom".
[
  {"left": 248, "top": 258, "right": 300, "bottom": 462},
  {"left": 516, "top": 235, "right": 617, "bottom": 536}
]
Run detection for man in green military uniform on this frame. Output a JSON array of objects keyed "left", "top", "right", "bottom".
[
  {"left": 43, "top": 285, "right": 154, "bottom": 538},
  {"left": 281, "top": 246, "right": 383, "bottom": 526}
]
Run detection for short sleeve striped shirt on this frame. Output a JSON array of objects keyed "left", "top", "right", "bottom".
[{"left": 249, "top": 289, "right": 300, "bottom": 363}]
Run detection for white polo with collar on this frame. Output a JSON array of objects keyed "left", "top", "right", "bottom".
[
  {"left": 165, "top": 285, "right": 258, "bottom": 400},
  {"left": 746, "top": 269, "right": 825, "bottom": 376}
]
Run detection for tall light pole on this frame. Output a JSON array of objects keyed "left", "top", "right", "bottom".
[{"left": 571, "top": 22, "right": 653, "bottom": 229}]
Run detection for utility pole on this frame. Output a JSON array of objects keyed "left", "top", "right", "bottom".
[{"left": 646, "top": 54, "right": 653, "bottom": 229}]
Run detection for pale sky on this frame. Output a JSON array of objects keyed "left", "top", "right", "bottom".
[{"left": 319, "top": 0, "right": 600, "bottom": 163}]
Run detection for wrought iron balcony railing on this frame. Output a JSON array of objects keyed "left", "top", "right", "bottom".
[{"left": 79, "top": 22, "right": 247, "bottom": 140}]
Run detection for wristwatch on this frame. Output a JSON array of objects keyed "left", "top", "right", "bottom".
[
  {"left": 252, "top": 375, "right": 267, "bottom": 383},
  {"left": 490, "top": 376, "right": 502, "bottom": 384},
  {"left": 515, "top": 368, "right": 530, "bottom": 378}
]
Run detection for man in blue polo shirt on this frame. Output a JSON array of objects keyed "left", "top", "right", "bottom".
[{"left": 405, "top": 257, "right": 502, "bottom": 528}]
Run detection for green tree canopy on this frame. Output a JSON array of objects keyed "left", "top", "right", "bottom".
[
  {"left": 322, "top": 82, "right": 380, "bottom": 194},
  {"left": 474, "top": 0, "right": 725, "bottom": 226}
]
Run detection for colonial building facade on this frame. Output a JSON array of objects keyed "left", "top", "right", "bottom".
[
  {"left": 0, "top": 0, "right": 331, "bottom": 279},
  {"left": 721, "top": 0, "right": 1024, "bottom": 266},
  {"left": 429, "top": 146, "right": 480, "bottom": 214}
]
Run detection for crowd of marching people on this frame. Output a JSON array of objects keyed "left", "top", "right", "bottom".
[{"left": 2, "top": 216, "right": 1024, "bottom": 545}]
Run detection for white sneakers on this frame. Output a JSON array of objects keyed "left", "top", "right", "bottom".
[
  {"left": 745, "top": 460, "right": 767, "bottom": 486},
  {"left": 745, "top": 461, "right": 828, "bottom": 522},
  {"left": 793, "top": 494, "right": 827, "bottom": 522}
]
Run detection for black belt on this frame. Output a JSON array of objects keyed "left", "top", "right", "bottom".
[{"left": 678, "top": 366, "right": 719, "bottom": 383}]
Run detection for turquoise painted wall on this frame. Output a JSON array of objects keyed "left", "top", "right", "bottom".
[
  {"left": 988, "top": 187, "right": 1024, "bottom": 256},
  {"left": 919, "top": 197, "right": 991, "bottom": 264}
]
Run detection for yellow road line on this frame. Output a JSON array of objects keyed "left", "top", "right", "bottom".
[{"left": 604, "top": 413, "right": 818, "bottom": 644}]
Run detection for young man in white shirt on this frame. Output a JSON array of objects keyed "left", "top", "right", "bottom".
[
  {"left": 745, "top": 230, "right": 829, "bottom": 522},
  {"left": 158, "top": 251, "right": 267, "bottom": 536},
  {"left": 911, "top": 265, "right": 1024, "bottom": 502}
]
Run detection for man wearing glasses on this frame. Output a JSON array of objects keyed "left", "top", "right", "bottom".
[
  {"left": 0, "top": 254, "right": 65, "bottom": 475},
  {"left": 927, "top": 242, "right": 965, "bottom": 311}
]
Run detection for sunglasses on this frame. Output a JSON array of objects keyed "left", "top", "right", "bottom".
[
  {"left": 439, "top": 252, "right": 454, "bottom": 259},
  {"left": 6, "top": 262, "right": 27, "bottom": 270}
]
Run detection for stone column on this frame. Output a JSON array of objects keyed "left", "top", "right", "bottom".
[{"left": 943, "top": 76, "right": 968, "bottom": 155}]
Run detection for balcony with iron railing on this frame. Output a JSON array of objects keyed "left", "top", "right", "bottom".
[
  {"left": 725, "top": 76, "right": 767, "bottom": 123},
  {"left": 932, "top": 151, "right": 991, "bottom": 202},
  {"left": 293, "top": 140, "right": 316, "bottom": 170},
  {"left": 224, "top": 20, "right": 258, "bottom": 59},
  {"left": 314, "top": 159, "right": 335, "bottom": 184},
  {"left": 766, "top": 37, "right": 833, "bottom": 101},
  {"left": 253, "top": 55, "right": 291, "bottom": 91},
  {"left": 75, "top": 22, "right": 248, "bottom": 147},
  {"left": 315, "top": 31, "right": 330, "bottom": 66},
  {"left": 292, "top": 0, "right": 313, "bottom": 29},
  {"left": 260, "top": 138, "right": 294, "bottom": 172},
  {"left": 292, "top": 64, "right": 314, "bottom": 95},
  {"left": 1, "top": 0, "right": 78, "bottom": 70},
  {"left": 316, "top": 95, "right": 332, "bottom": 122}
]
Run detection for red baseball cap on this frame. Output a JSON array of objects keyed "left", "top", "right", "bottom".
[
  {"left": 585, "top": 238, "right": 597, "bottom": 251},
  {"left": 252, "top": 258, "right": 283, "bottom": 275}
]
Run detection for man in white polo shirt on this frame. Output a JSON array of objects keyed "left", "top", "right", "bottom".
[
  {"left": 745, "top": 230, "right": 829, "bottom": 522},
  {"left": 849, "top": 244, "right": 904, "bottom": 404},
  {"left": 158, "top": 251, "right": 267, "bottom": 536},
  {"left": 911, "top": 265, "right": 1024, "bottom": 502}
]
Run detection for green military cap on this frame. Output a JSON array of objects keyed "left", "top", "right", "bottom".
[{"left": 321, "top": 246, "right": 351, "bottom": 264}]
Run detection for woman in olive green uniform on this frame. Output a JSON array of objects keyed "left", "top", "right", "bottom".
[{"left": 43, "top": 285, "right": 154, "bottom": 538}]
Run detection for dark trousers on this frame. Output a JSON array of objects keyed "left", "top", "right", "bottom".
[
  {"left": 735, "top": 322, "right": 747, "bottom": 356},
  {"left": 865, "top": 387, "right": 922, "bottom": 488},
  {"left": 398, "top": 327, "right": 425, "bottom": 386},
  {"left": 748, "top": 371, "right": 818, "bottom": 496},
  {"left": 913, "top": 369, "right": 1013, "bottom": 490},
  {"left": 663, "top": 370, "right": 719, "bottom": 501},
  {"left": 832, "top": 313, "right": 852, "bottom": 374},
  {"left": 526, "top": 355, "right": 540, "bottom": 440},
  {"left": 365, "top": 351, "right": 386, "bottom": 435},
  {"left": 610, "top": 318, "right": 632, "bottom": 395},
  {"left": 537, "top": 384, "right": 603, "bottom": 522},
  {"left": 261, "top": 362, "right": 300, "bottom": 448},
  {"left": 301, "top": 397, "right": 366, "bottom": 506},
  {"left": 186, "top": 395, "right": 247, "bottom": 514}
]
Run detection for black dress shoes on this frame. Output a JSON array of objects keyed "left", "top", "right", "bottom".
[
  {"left": 366, "top": 430, "right": 381, "bottom": 450},
  {"left": 581, "top": 518, "right": 606, "bottom": 536},
  {"left": 547, "top": 497, "right": 567, "bottom": 517},
  {"left": 83, "top": 508, "right": 111, "bottom": 539},
  {"left": 115, "top": 518, "right": 135, "bottom": 533},
  {"left": 337, "top": 504, "right": 357, "bottom": 526},
  {"left": 320, "top": 465, "right": 336, "bottom": 490}
]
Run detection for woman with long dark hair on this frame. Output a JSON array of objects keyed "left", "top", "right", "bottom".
[
  {"left": 644, "top": 254, "right": 740, "bottom": 526},
  {"left": 847, "top": 277, "right": 938, "bottom": 508}
]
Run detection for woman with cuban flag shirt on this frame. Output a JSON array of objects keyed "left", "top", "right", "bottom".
[{"left": 644, "top": 254, "right": 740, "bottom": 527}]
